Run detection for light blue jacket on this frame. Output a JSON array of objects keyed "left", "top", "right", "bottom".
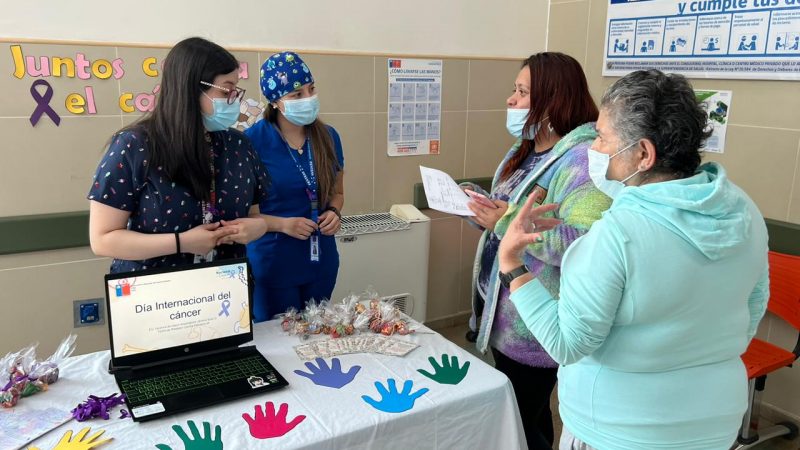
[{"left": 511, "top": 162, "right": 769, "bottom": 449}]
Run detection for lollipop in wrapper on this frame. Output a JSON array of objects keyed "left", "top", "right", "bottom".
[
  {"left": 30, "top": 334, "right": 77, "bottom": 385},
  {"left": 395, "top": 320, "right": 412, "bottom": 335},
  {"left": 0, "top": 334, "right": 76, "bottom": 408},
  {"left": 278, "top": 294, "right": 368, "bottom": 339},
  {"left": 352, "top": 311, "right": 370, "bottom": 330},
  {"left": 304, "top": 300, "right": 326, "bottom": 335},
  {"left": 364, "top": 297, "right": 416, "bottom": 336},
  {"left": 279, "top": 308, "right": 300, "bottom": 332},
  {"left": 278, "top": 287, "right": 418, "bottom": 339},
  {"left": 325, "top": 296, "right": 360, "bottom": 338}
]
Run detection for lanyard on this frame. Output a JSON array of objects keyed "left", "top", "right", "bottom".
[
  {"left": 274, "top": 123, "right": 317, "bottom": 199},
  {"left": 285, "top": 137, "right": 319, "bottom": 216},
  {"left": 197, "top": 133, "right": 217, "bottom": 263},
  {"left": 202, "top": 133, "right": 219, "bottom": 224},
  {"left": 286, "top": 141, "right": 316, "bottom": 198},
  {"left": 283, "top": 131, "right": 321, "bottom": 263}
]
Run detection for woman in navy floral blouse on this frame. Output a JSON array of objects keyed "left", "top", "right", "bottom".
[{"left": 88, "top": 37, "right": 269, "bottom": 273}]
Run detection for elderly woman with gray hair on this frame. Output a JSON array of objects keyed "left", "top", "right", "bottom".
[{"left": 496, "top": 69, "right": 770, "bottom": 449}]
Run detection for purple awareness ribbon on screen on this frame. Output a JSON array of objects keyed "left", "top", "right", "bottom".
[
  {"left": 29, "top": 79, "right": 61, "bottom": 126},
  {"left": 219, "top": 299, "right": 231, "bottom": 317}
]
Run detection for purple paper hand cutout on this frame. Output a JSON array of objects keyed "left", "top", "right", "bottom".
[
  {"left": 242, "top": 402, "right": 306, "bottom": 439},
  {"left": 294, "top": 358, "right": 361, "bottom": 389},
  {"left": 361, "top": 378, "right": 429, "bottom": 413}
]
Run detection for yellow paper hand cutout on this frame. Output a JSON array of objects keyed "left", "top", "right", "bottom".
[{"left": 28, "top": 427, "right": 112, "bottom": 450}]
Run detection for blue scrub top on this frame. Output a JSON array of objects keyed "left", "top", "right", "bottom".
[{"left": 244, "top": 120, "right": 344, "bottom": 287}]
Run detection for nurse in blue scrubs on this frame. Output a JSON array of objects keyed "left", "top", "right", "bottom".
[{"left": 245, "top": 51, "right": 345, "bottom": 322}]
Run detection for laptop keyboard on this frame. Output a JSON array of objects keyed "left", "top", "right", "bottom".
[{"left": 121, "top": 355, "right": 279, "bottom": 404}]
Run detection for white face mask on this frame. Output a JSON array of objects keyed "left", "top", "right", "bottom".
[
  {"left": 587, "top": 141, "right": 640, "bottom": 198},
  {"left": 506, "top": 109, "right": 548, "bottom": 139}
]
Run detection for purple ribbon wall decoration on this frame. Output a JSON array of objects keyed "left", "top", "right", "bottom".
[{"left": 29, "top": 79, "right": 61, "bottom": 126}]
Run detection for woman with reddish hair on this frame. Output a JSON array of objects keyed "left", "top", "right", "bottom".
[{"left": 462, "top": 52, "right": 611, "bottom": 449}]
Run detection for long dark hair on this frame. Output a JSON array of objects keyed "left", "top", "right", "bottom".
[
  {"left": 265, "top": 104, "right": 340, "bottom": 208},
  {"left": 121, "top": 37, "right": 239, "bottom": 201},
  {"left": 500, "top": 52, "right": 598, "bottom": 181}
]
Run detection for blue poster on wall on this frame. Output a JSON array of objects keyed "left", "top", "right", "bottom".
[{"left": 602, "top": 0, "right": 800, "bottom": 80}]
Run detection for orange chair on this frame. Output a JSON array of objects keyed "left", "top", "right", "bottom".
[{"left": 735, "top": 251, "right": 800, "bottom": 448}]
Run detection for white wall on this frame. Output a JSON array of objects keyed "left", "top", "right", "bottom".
[{"left": 1, "top": 0, "right": 548, "bottom": 58}]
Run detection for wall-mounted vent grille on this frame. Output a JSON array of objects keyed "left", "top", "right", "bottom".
[{"left": 338, "top": 213, "right": 410, "bottom": 237}]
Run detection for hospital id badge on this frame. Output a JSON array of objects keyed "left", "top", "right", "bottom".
[
  {"left": 310, "top": 235, "right": 320, "bottom": 263},
  {"left": 194, "top": 248, "right": 216, "bottom": 264}
]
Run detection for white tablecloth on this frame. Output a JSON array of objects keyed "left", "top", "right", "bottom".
[{"left": 19, "top": 320, "right": 526, "bottom": 449}]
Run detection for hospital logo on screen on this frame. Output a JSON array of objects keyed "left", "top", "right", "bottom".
[
  {"left": 389, "top": 60, "right": 402, "bottom": 68},
  {"left": 216, "top": 267, "right": 238, "bottom": 279},
  {"left": 216, "top": 265, "right": 247, "bottom": 284},
  {"left": 114, "top": 280, "right": 132, "bottom": 297}
]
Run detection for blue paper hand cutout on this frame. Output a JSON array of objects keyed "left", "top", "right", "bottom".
[
  {"left": 294, "top": 358, "right": 361, "bottom": 389},
  {"left": 361, "top": 378, "right": 429, "bottom": 413}
]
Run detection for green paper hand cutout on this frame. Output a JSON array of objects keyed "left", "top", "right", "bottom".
[
  {"left": 154, "top": 420, "right": 222, "bottom": 450},
  {"left": 417, "top": 353, "right": 470, "bottom": 385}
]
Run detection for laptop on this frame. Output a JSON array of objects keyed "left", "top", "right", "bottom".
[{"left": 104, "top": 258, "right": 288, "bottom": 422}]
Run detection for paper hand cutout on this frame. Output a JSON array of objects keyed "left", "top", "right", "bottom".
[
  {"left": 154, "top": 420, "right": 222, "bottom": 450},
  {"left": 361, "top": 378, "right": 428, "bottom": 413},
  {"left": 29, "top": 427, "right": 111, "bottom": 450},
  {"left": 242, "top": 401, "right": 306, "bottom": 439},
  {"left": 294, "top": 357, "right": 361, "bottom": 389},
  {"left": 417, "top": 354, "right": 471, "bottom": 385}
]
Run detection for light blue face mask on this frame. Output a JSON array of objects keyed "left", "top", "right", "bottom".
[
  {"left": 506, "top": 108, "right": 547, "bottom": 139},
  {"left": 202, "top": 96, "right": 240, "bottom": 132},
  {"left": 587, "top": 141, "right": 640, "bottom": 199},
  {"left": 282, "top": 95, "right": 320, "bottom": 126}
]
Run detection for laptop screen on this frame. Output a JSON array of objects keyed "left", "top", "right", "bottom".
[{"left": 106, "top": 259, "right": 251, "bottom": 361}]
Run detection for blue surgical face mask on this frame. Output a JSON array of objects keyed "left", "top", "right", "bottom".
[
  {"left": 587, "top": 141, "right": 640, "bottom": 198},
  {"left": 202, "top": 95, "right": 240, "bottom": 132},
  {"left": 506, "top": 109, "right": 547, "bottom": 139},
  {"left": 282, "top": 95, "right": 320, "bottom": 126}
]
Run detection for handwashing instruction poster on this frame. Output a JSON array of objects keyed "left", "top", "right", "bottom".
[
  {"left": 388, "top": 59, "right": 443, "bottom": 156},
  {"left": 602, "top": 0, "right": 800, "bottom": 80}
]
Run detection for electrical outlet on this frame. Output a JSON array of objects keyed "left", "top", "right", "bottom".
[{"left": 73, "top": 298, "right": 105, "bottom": 328}]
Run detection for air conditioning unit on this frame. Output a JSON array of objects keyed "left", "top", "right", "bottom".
[{"left": 331, "top": 205, "right": 430, "bottom": 323}]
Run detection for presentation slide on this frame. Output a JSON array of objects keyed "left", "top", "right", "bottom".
[{"left": 107, "top": 262, "right": 251, "bottom": 356}]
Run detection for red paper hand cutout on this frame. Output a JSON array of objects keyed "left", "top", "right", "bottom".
[{"left": 242, "top": 402, "right": 306, "bottom": 439}]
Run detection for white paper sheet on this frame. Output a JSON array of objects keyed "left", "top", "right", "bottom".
[
  {"left": 0, "top": 406, "right": 72, "bottom": 450},
  {"left": 419, "top": 166, "right": 474, "bottom": 216}
]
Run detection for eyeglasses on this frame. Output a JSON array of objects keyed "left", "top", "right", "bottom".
[{"left": 200, "top": 81, "right": 246, "bottom": 105}]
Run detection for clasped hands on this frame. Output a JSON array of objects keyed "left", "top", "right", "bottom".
[
  {"left": 277, "top": 210, "right": 340, "bottom": 240},
  {"left": 179, "top": 218, "right": 267, "bottom": 256}
]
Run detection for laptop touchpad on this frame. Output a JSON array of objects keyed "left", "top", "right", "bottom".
[{"left": 167, "top": 387, "right": 225, "bottom": 409}]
